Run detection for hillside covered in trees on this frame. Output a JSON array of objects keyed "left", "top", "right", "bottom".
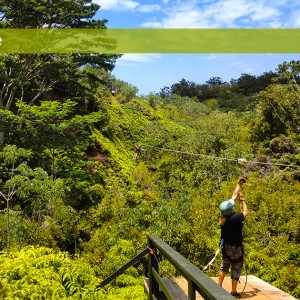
[
  {"left": 0, "top": 1, "right": 300, "bottom": 299},
  {"left": 1, "top": 57, "right": 300, "bottom": 298}
]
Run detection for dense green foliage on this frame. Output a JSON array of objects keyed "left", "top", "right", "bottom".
[
  {"left": 158, "top": 70, "right": 300, "bottom": 112},
  {"left": 0, "top": 245, "right": 146, "bottom": 299},
  {"left": 1, "top": 60, "right": 300, "bottom": 299}
]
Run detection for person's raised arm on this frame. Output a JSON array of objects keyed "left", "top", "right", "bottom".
[
  {"left": 231, "top": 176, "right": 247, "bottom": 200},
  {"left": 239, "top": 191, "right": 249, "bottom": 217}
]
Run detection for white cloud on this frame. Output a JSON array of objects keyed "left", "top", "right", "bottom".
[
  {"left": 137, "top": 4, "right": 161, "bottom": 13},
  {"left": 285, "top": 9, "right": 300, "bottom": 27},
  {"left": 96, "top": 0, "right": 139, "bottom": 11},
  {"left": 251, "top": 6, "right": 280, "bottom": 21},
  {"left": 97, "top": 0, "right": 300, "bottom": 29},
  {"left": 205, "top": 0, "right": 254, "bottom": 23},
  {"left": 162, "top": 10, "right": 211, "bottom": 28},
  {"left": 228, "top": 59, "right": 257, "bottom": 74},
  {"left": 96, "top": 0, "right": 160, "bottom": 12},
  {"left": 293, "top": 16, "right": 300, "bottom": 27},
  {"left": 141, "top": 21, "right": 162, "bottom": 28},
  {"left": 142, "top": 2, "right": 212, "bottom": 28},
  {"left": 139, "top": 0, "right": 296, "bottom": 29},
  {"left": 116, "top": 54, "right": 161, "bottom": 65},
  {"left": 198, "top": 54, "right": 227, "bottom": 61}
]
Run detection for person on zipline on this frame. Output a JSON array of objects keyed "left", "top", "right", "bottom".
[
  {"left": 218, "top": 176, "right": 248, "bottom": 299},
  {"left": 133, "top": 144, "right": 143, "bottom": 160}
]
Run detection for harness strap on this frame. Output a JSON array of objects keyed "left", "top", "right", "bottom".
[{"left": 202, "top": 244, "right": 222, "bottom": 272}]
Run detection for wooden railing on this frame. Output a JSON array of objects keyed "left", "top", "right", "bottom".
[
  {"left": 100, "top": 234, "right": 234, "bottom": 300},
  {"left": 148, "top": 234, "right": 234, "bottom": 300}
]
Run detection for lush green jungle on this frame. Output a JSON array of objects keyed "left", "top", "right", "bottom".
[{"left": 0, "top": 1, "right": 300, "bottom": 299}]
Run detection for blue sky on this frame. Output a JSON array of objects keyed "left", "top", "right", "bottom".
[{"left": 94, "top": 0, "right": 300, "bottom": 95}]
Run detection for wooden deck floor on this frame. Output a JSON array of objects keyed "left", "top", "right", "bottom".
[{"left": 174, "top": 275, "right": 297, "bottom": 299}]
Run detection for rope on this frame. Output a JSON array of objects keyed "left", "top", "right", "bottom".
[
  {"left": 147, "top": 246, "right": 176, "bottom": 283},
  {"left": 202, "top": 245, "right": 221, "bottom": 272},
  {"left": 240, "top": 262, "right": 248, "bottom": 298},
  {"left": 141, "top": 144, "right": 300, "bottom": 169}
]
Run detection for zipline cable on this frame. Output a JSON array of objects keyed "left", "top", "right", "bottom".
[
  {"left": 142, "top": 144, "right": 237, "bottom": 161},
  {"left": 141, "top": 143, "right": 300, "bottom": 169},
  {"left": 111, "top": 101, "right": 299, "bottom": 169},
  {"left": 110, "top": 97, "right": 300, "bottom": 170}
]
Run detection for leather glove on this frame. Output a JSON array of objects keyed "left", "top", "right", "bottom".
[{"left": 238, "top": 176, "right": 247, "bottom": 185}]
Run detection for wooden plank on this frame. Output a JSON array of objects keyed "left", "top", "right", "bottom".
[
  {"left": 160, "top": 278, "right": 188, "bottom": 300},
  {"left": 174, "top": 275, "right": 297, "bottom": 300},
  {"left": 144, "top": 278, "right": 188, "bottom": 300}
]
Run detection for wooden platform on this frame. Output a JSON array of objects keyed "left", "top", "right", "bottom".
[{"left": 174, "top": 275, "right": 297, "bottom": 299}]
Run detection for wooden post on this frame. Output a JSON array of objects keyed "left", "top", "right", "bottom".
[
  {"left": 148, "top": 239, "right": 159, "bottom": 299},
  {"left": 188, "top": 279, "right": 196, "bottom": 300}
]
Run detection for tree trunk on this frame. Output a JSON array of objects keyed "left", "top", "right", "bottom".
[
  {"left": 0, "top": 131, "right": 4, "bottom": 144},
  {"left": 0, "top": 113, "right": 6, "bottom": 144}
]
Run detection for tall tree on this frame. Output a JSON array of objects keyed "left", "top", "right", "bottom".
[
  {"left": 0, "top": 0, "right": 120, "bottom": 143},
  {"left": 230, "top": 73, "right": 258, "bottom": 95},
  {"left": 169, "top": 78, "right": 201, "bottom": 98},
  {"left": 0, "top": 0, "right": 103, "bottom": 28},
  {"left": 4, "top": 99, "right": 105, "bottom": 175},
  {"left": 251, "top": 61, "right": 300, "bottom": 144},
  {"left": 205, "top": 76, "right": 224, "bottom": 88}
]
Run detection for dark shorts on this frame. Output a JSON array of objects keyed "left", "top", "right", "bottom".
[{"left": 220, "top": 244, "right": 244, "bottom": 281}]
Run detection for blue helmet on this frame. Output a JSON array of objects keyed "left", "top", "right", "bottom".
[{"left": 219, "top": 200, "right": 234, "bottom": 215}]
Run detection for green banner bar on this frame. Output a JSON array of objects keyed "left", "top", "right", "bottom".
[{"left": 0, "top": 29, "right": 299, "bottom": 53}]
